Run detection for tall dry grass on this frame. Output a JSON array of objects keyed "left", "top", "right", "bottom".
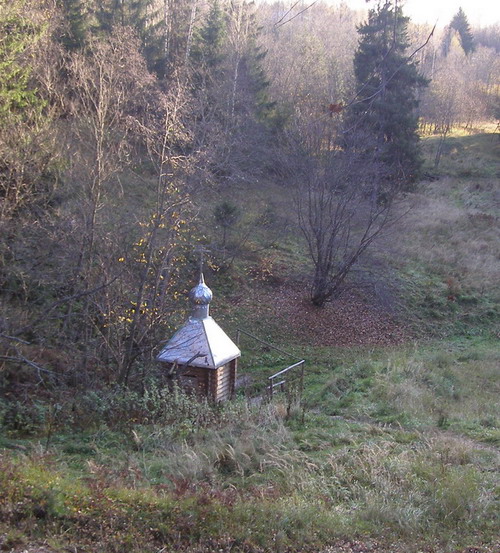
[{"left": 401, "top": 178, "right": 499, "bottom": 293}]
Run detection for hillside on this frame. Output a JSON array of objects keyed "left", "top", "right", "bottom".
[
  {"left": 1, "top": 128, "right": 499, "bottom": 552},
  {"left": 1, "top": 1, "right": 500, "bottom": 551}
]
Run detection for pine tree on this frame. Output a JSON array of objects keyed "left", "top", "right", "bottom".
[
  {"left": 191, "top": 0, "right": 227, "bottom": 69},
  {"left": 58, "top": 0, "right": 89, "bottom": 50},
  {"left": 450, "top": 7, "right": 476, "bottom": 55},
  {"left": 346, "top": 1, "right": 427, "bottom": 187}
]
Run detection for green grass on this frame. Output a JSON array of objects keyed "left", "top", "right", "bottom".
[
  {"left": 422, "top": 130, "right": 500, "bottom": 178},
  {"left": 1, "top": 338, "right": 499, "bottom": 552},
  {"left": 390, "top": 127, "right": 500, "bottom": 339}
]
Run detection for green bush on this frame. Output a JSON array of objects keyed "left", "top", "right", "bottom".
[{"left": 0, "top": 399, "right": 47, "bottom": 435}]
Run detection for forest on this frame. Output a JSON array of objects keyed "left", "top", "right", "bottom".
[{"left": 0, "top": 0, "right": 499, "bottom": 551}]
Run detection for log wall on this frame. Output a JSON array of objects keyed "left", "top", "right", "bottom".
[{"left": 164, "top": 359, "right": 237, "bottom": 402}]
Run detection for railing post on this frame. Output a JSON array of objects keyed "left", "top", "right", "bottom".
[{"left": 299, "top": 360, "right": 305, "bottom": 404}]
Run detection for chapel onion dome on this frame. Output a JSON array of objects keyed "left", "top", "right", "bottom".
[
  {"left": 156, "top": 272, "right": 240, "bottom": 373},
  {"left": 189, "top": 273, "right": 213, "bottom": 320}
]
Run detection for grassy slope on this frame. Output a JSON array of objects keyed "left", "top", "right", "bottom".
[
  {"left": 394, "top": 129, "right": 500, "bottom": 339},
  {"left": 1, "top": 127, "right": 499, "bottom": 553}
]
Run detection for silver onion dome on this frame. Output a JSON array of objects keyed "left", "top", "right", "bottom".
[
  {"left": 189, "top": 273, "right": 212, "bottom": 319},
  {"left": 157, "top": 271, "right": 240, "bottom": 369}
]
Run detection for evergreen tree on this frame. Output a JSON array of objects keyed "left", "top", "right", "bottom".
[
  {"left": 244, "top": 26, "right": 277, "bottom": 126},
  {"left": 191, "top": 0, "right": 274, "bottom": 122},
  {"left": 346, "top": 1, "right": 427, "bottom": 187},
  {"left": 162, "top": 0, "right": 195, "bottom": 75},
  {"left": 0, "top": 1, "right": 56, "bottom": 216},
  {"left": 450, "top": 7, "right": 476, "bottom": 55},
  {"left": 92, "top": 0, "right": 164, "bottom": 76},
  {"left": 58, "top": 0, "right": 89, "bottom": 50},
  {"left": 191, "top": 0, "right": 227, "bottom": 70},
  {"left": 0, "top": 2, "right": 45, "bottom": 122}
]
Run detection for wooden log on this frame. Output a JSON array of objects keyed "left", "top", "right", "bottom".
[
  {"left": 216, "top": 375, "right": 231, "bottom": 386},
  {"left": 208, "top": 370, "right": 218, "bottom": 401},
  {"left": 217, "top": 388, "right": 230, "bottom": 401}
]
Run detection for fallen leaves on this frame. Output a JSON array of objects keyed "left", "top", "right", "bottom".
[{"left": 244, "top": 279, "right": 410, "bottom": 348}]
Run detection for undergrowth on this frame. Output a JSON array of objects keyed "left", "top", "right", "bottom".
[
  {"left": 395, "top": 128, "right": 500, "bottom": 338},
  {"left": 1, "top": 343, "right": 499, "bottom": 553}
]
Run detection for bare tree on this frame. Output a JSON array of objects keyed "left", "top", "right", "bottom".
[
  {"left": 116, "top": 81, "right": 193, "bottom": 385},
  {"left": 259, "top": 2, "right": 360, "bottom": 128},
  {"left": 68, "top": 29, "right": 157, "bottom": 278},
  {"left": 420, "top": 38, "right": 497, "bottom": 166},
  {"left": 58, "top": 26, "right": 184, "bottom": 379},
  {"left": 289, "top": 123, "right": 400, "bottom": 307}
]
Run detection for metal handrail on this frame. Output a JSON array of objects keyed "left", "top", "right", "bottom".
[
  {"left": 268, "top": 360, "right": 305, "bottom": 400},
  {"left": 268, "top": 360, "right": 305, "bottom": 381},
  {"left": 235, "top": 328, "right": 304, "bottom": 402}
]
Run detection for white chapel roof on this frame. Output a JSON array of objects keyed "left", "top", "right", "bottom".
[
  {"left": 157, "top": 316, "right": 240, "bottom": 369},
  {"left": 156, "top": 274, "right": 240, "bottom": 369}
]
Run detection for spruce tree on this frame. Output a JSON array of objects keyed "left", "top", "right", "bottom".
[
  {"left": 0, "top": 1, "right": 56, "bottom": 216},
  {"left": 450, "top": 7, "right": 476, "bottom": 55},
  {"left": 245, "top": 36, "right": 278, "bottom": 127},
  {"left": 92, "top": 0, "right": 164, "bottom": 76},
  {"left": 191, "top": 0, "right": 227, "bottom": 70},
  {"left": 0, "top": 2, "right": 45, "bottom": 121},
  {"left": 346, "top": 1, "right": 427, "bottom": 187},
  {"left": 57, "top": 0, "right": 89, "bottom": 50}
]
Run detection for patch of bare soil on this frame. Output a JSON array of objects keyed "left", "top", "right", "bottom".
[{"left": 248, "top": 279, "right": 410, "bottom": 347}]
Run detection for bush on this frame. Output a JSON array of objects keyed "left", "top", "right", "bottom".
[{"left": 0, "top": 398, "right": 47, "bottom": 435}]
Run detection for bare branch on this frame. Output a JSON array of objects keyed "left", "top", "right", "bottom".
[
  {"left": 0, "top": 334, "right": 30, "bottom": 345},
  {"left": 12, "top": 276, "right": 120, "bottom": 337},
  {"left": 274, "top": 0, "right": 302, "bottom": 27},
  {"left": 275, "top": 1, "right": 319, "bottom": 28},
  {"left": 0, "top": 355, "right": 55, "bottom": 375}
]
